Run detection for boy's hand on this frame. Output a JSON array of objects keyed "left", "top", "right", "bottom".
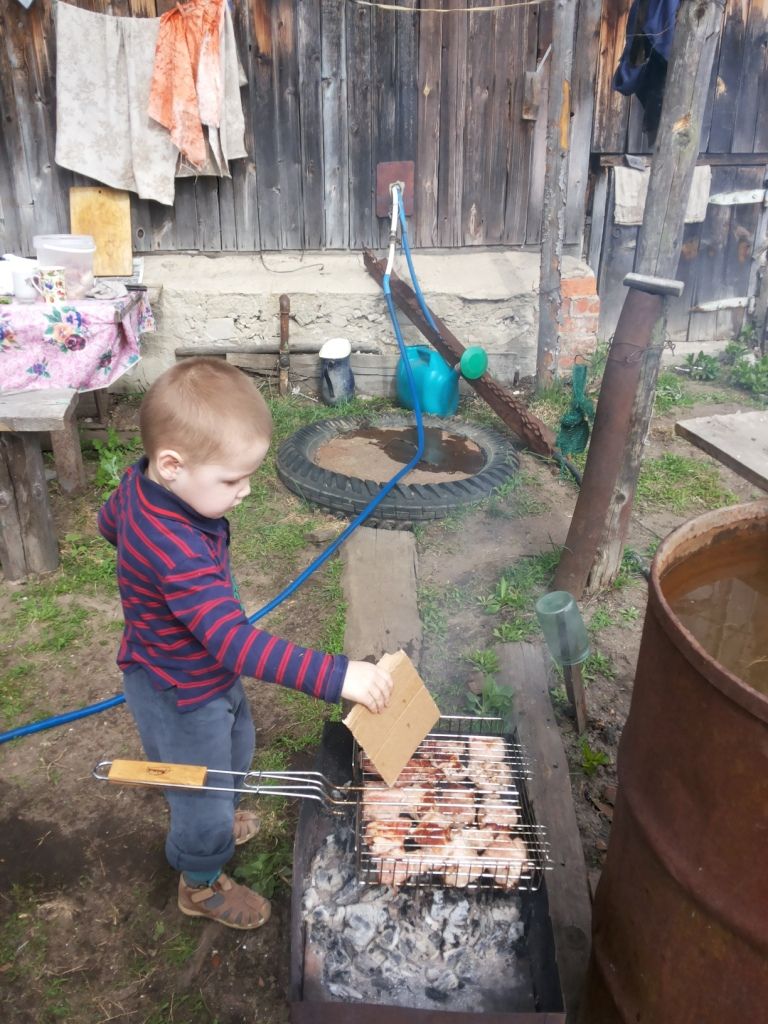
[{"left": 341, "top": 661, "right": 394, "bottom": 713}]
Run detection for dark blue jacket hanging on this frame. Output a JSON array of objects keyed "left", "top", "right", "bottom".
[{"left": 613, "top": 0, "right": 680, "bottom": 137}]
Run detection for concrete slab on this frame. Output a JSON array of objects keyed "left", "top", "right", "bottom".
[
  {"left": 675, "top": 410, "right": 768, "bottom": 492},
  {"left": 341, "top": 527, "right": 421, "bottom": 665}
]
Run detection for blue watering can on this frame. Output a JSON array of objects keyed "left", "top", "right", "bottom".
[{"left": 395, "top": 345, "right": 488, "bottom": 417}]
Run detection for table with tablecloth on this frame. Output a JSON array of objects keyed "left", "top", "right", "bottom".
[{"left": 0, "top": 291, "right": 152, "bottom": 393}]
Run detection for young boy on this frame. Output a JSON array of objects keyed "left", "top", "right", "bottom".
[{"left": 98, "top": 357, "right": 393, "bottom": 930}]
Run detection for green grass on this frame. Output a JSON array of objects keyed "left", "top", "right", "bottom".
[
  {"left": 582, "top": 650, "right": 616, "bottom": 684},
  {"left": 486, "top": 472, "right": 549, "bottom": 519},
  {"left": 637, "top": 453, "right": 738, "bottom": 513},
  {"left": 418, "top": 584, "right": 467, "bottom": 639},
  {"left": 319, "top": 557, "right": 346, "bottom": 654},
  {"left": 654, "top": 371, "right": 696, "bottom": 414},
  {"left": 588, "top": 608, "right": 618, "bottom": 632},
  {"left": 477, "top": 548, "right": 561, "bottom": 645}
]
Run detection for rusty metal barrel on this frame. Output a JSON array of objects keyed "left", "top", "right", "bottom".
[{"left": 580, "top": 500, "right": 768, "bottom": 1024}]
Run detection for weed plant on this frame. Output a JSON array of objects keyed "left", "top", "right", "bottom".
[{"left": 580, "top": 737, "right": 610, "bottom": 776}]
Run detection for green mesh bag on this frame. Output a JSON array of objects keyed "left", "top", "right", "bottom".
[{"left": 556, "top": 363, "right": 594, "bottom": 456}]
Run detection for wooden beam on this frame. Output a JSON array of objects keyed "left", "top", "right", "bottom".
[
  {"left": 536, "top": 0, "right": 578, "bottom": 389},
  {"left": 498, "top": 641, "right": 592, "bottom": 1023}
]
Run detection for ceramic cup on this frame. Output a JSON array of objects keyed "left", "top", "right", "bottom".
[
  {"left": 12, "top": 269, "right": 38, "bottom": 303},
  {"left": 31, "top": 266, "right": 67, "bottom": 304}
]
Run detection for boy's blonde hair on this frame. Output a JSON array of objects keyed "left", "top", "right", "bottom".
[{"left": 140, "top": 357, "right": 272, "bottom": 463}]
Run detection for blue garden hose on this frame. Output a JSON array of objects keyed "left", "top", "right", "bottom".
[{"left": 0, "top": 189, "right": 427, "bottom": 746}]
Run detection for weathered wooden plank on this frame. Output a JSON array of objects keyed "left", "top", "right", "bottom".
[
  {"left": 373, "top": 5, "right": 399, "bottom": 248},
  {"left": 462, "top": 8, "right": 494, "bottom": 244},
  {"left": 498, "top": 641, "right": 592, "bottom": 1024},
  {"left": 525, "top": 17, "right": 552, "bottom": 246},
  {"left": 676, "top": 410, "right": 768, "bottom": 490},
  {"left": 342, "top": 527, "right": 421, "bottom": 664},
  {"left": 50, "top": 420, "right": 87, "bottom": 495},
  {"left": 347, "top": 4, "right": 374, "bottom": 249},
  {"left": 415, "top": 10, "right": 442, "bottom": 247},
  {"left": 395, "top": 0, "right": 419, "bottom": 244},
  {"left": 705, "top": 0, "right": 746, "bottom": 154},
  {"left": 194, "top": 179, "right": 222, "bottom": 252},
  {"left": 0, "top": 389, "right": 78, "bottom": 433},
  {"left": 668, "top": 220, "right": 703, "bottom": 342},
  {"left": 732, "top": 0, "right": 768, "bottom": 152},
  {"left": 0, "top": 439, "right": 27, "bottom": 580},
  {"left": 437, "top": 0, "right": 467, "bottom": 247},
  {"left": 320, "top": 0, "right": 348, "bottom": 249},
  {"left": 484, "top": 5, "right": 515, "bottom": 245},
  {"left": 231, "top": 0, "right": 261, "bottom": 251},
  {"left": 297, "top": 0, "right": 324, "bottom": 249},
  {"left": 252, "top": 1, "right": 282, "bottom": 250},
  {"left": 688, "top": 165, "right": 735, "bottom": 343},
  {"left": 591, "top": 1, "right": 630, "bottom": 154},
  {"left": 0, "top": 433, "right": 59, "bottom": 577},
  {"left": 565, "top": 0, "right": 602, "bottom": 248},
  {"left": 716, "top": 164, "right": 766, "bottom": 340},
  {"left": 228, "top": 351, "right": 400, "bottom": 397},
  {"left": 586, "top": 166, "right": 609, "bottom": 275},
  {"left": 504, "top": 4, "right": 537, "bottom": 245},
  {"left": 596, "top": 173, "right": 637, "bottom": 341},
  {"left": 274, "top": 0, "right": 304, "bottom": 249},
  {"left": 749, "top": 0, "right": 768, "bottom": 152},
  {"left": 217, "top": 175, "right": 238, "bottom": 252}
]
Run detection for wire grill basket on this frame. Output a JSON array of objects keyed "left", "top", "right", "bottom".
[{"left": 353, "top": 715, "right": 552, "bottom": 891}]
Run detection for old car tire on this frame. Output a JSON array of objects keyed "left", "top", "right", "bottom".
[{"left": 276, "top": 413, "right": 520, "bottom": 521}]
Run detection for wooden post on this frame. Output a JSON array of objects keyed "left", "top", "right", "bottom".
[
  {"left": 563, "top": 662, "right": 588, "bottom": 736},
  {"left": 0, "top": 434, "right": 60, "bottom": 578},
  {"left": 556, "top": 0, "right": 724, "bottom": 596},
  {"left": 536, "top": 0, "right": 578, "bottom": 391}
]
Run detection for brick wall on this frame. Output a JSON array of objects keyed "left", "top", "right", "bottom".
[{"left": 558, "top": 271, "right": 600, "bottom": 372}]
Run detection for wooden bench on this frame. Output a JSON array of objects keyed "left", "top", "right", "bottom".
[{"left": 0, "top": 389, "right": 86, "bottom": 579}]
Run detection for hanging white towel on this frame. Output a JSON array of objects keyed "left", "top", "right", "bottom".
[
  {"left": 55, "top": 2, "right": 247, "bottom": 205},
  {"left": 55, "top": 4, "right": 178, "bottom": 206}
]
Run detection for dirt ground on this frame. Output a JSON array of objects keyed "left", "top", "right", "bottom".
[{"left": 0, "top": 382, "right": 760, "bottom": 1023}]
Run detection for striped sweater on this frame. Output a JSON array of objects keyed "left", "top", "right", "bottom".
[{"left": 98, "top": 458, "right": 347, "bottom": 711}]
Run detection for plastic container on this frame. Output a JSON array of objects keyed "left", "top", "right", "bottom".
[
  {"left": 318, "top": 337, "right": 355, "bottom": 406},
  {"left": 33, "top": 234, "right": 96, "bottom": 300},
  {"left": 534, "top": 590, "right": 590, "bottom": 666}
]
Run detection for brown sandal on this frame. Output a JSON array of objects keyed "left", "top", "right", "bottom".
[
  {"left": 178, "top": 872, "right": 271, "bottom": 930},
  {"left": 233, "top": 809, "right": 260, "bottom": 846}
]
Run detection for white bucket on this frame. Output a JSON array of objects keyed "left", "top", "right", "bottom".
[{"left": 33, "top": 234, "right": 96, "bottom": 300}]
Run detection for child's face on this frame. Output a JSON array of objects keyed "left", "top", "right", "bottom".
[{"left": 166, "top": 439, "right": 270, "bottom": 519}]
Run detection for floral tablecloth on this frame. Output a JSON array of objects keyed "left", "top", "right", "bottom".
[{"left": 0, "top": 294, "right": 153, "bottom": 393}]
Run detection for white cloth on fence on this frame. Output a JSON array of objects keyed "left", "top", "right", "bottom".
[
  {"left": 55, "top": 3, "right": 246, "bottom": 206},
  {"left": 614, "top": 165, "right": 712, "bottom": 226}
]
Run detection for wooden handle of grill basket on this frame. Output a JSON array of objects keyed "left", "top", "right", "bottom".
[{"left": 107, "top": 759, "right": 208, "bottom": 788}]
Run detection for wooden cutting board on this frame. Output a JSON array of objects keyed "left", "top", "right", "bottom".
[{"left": 69, "top": 186, "right": 133, "bottom": 276}]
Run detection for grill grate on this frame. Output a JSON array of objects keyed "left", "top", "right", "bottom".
[{"left": 354, "top": 715, "right": 552, "bottom": 891}]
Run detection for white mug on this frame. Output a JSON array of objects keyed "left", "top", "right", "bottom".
[{"left": 12, "top": 269, "right": 38, "bottom": 303}]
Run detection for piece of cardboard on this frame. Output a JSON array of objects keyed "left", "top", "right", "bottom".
[{"left": 343, "top": 650, "right": 440, "bottom": 787}]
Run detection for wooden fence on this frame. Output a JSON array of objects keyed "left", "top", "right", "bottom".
[{"left": 0, "top": 0, "right": 560, "bottom": 255}]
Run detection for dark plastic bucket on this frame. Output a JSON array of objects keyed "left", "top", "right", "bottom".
[{"left": 580, "top": 500, "right": 768, "bottom": 1024}]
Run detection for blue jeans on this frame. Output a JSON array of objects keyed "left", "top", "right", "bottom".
[{"left": 122, "top": 669, "right": 255, "bottom": 874}]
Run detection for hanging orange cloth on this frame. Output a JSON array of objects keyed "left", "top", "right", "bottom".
[{"left": 148, "top": 0, "right": 226, "bottom": 170}]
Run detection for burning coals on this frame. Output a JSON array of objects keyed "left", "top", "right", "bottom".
[{"left": 302, "top": 823, "right": 537, "bottom": 1012}]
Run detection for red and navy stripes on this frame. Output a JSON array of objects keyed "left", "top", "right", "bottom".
[{"left": 98, "top": 459, "right": 347, "bottom": 712}]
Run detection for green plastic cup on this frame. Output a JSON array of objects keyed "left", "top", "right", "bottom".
[{"left": 535, "top": 591, "right": 590, "bottom": 666}]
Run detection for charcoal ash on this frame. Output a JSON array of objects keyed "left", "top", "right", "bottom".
[{"left": 302, "top": 822, "right": 534, "bottom": 1012}]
